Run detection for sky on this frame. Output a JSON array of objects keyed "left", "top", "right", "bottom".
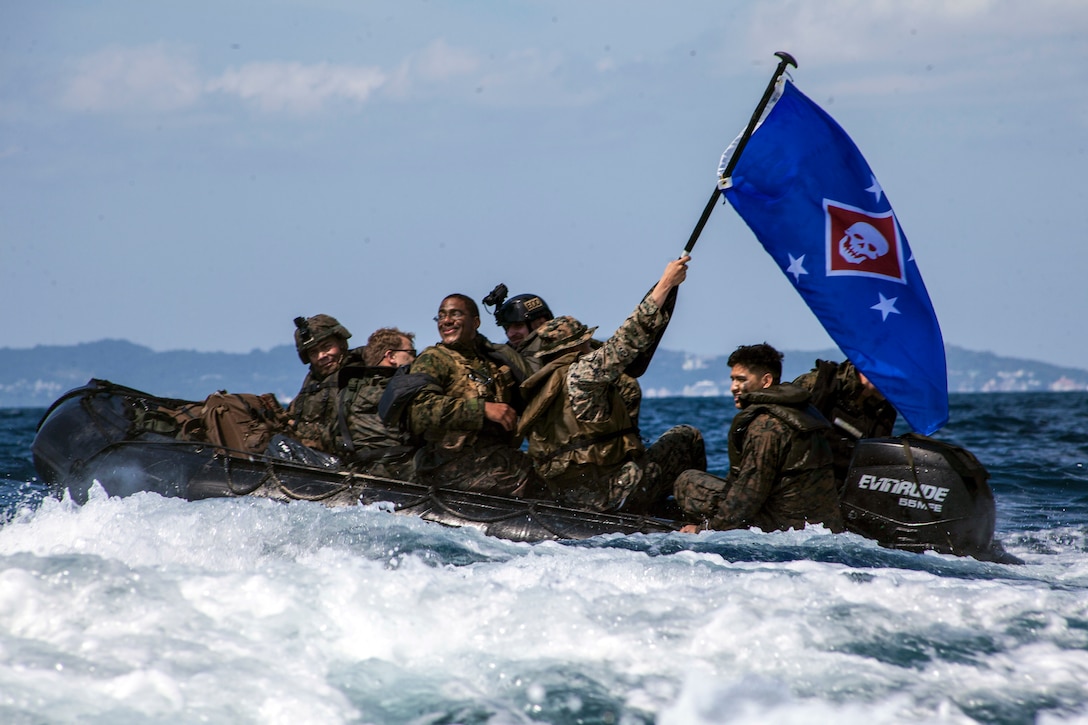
[{"left": 2, "top": 1, "right": 1087, "bottom": 369}]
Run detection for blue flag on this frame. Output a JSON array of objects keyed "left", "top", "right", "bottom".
[{"left": 720, "top": 80, "right": 948, "bottom": 434}]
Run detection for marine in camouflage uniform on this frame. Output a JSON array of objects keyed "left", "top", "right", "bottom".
[
  {"left": 286, "top": 314, "right": 359, "bottom": 454},
  {"left": 332, "top": 327, "right": 419, "bottom": 480},
  {"left": 493, "top": 292, "right": 553, "bottom": 374},
  {"left": 408, "top": 294, "right": 543, "bottom": 498},
  {"left": 518, "top": 256, "right": 706, "bottom": 514},
  {"left": 675, "top": 344, "right": 844, "bottom": 533},
  {"left": 792, "top": 359, "right": 897, "bottom": 491}
]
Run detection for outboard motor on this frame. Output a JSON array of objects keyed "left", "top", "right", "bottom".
[{"left": 841, "top": 435, "right": 996, "bottom": 559}]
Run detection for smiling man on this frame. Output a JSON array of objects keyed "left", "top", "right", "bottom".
[
  {"left": 406, "top": 293, "right": 543, "bottom": 498},
  {"left": 287, "top": 314, "right": 359, "bottom": 453},
  {"left": 674, "top": 343, "right": 844, "bottom": 534}
]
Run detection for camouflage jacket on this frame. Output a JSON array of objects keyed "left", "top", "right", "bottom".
[
  {"left": 407, "top": 337, "right": 525, "bottom": 461},
  {"left": 286, "top": 349, "right": 364, "bottom": 453},
  {"left": 286, "top": 371, "right": 338, "bottom": 452},
  {"left": 513, "top": 291, "right": 666, "bottom": 508},
  {"left": 711, "top": 383, "right": 844, "bottom": 532},
  {"left": 566, "top": 290, "right": 665, "bottom": 424},
  {"left": 518, "top": 349, "right": 643, "bottom": 482}
]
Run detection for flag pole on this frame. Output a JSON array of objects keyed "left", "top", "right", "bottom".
[{"left": 682, "top": 51, "right": 797, "bottom": 255}]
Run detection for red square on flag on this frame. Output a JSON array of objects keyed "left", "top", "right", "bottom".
[{"left": 824, "top": 200, "right": 905, "bottom": 283}]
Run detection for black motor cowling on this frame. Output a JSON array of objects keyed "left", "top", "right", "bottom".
[{"left": 841, "top": 435, "right": 996, "bottom": 559}]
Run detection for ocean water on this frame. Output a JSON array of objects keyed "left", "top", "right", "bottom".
[{"left": 1, "top": 393, "right": 1087, "bottom": 724}]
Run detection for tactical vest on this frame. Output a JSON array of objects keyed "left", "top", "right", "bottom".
[
  {"left": 518, "top": 351, "right": 643, "bottom": 480},
  {"left": 334, "top": 366, "right": 416, "bottom": 467},
  {"left": 419, "top": 343, "right": 516, "bottom": 455},
  {"left": 729, "top": 387, "right": 832, "bottom": 478},
  {"left": 287, "top": 371, "right": 340, "bottom": 452}
]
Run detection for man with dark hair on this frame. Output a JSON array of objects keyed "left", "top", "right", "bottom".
[
  {"left": 333, "top": 327, "right": 419, "bottom": 479},
  {"left": 287, "top": 314, "right": 359, "bottom": 453},
  {"left": 675, "top": 342, "right": 844, "bottom": 533},
  {"left": 406, "top": 293, "right": 543, "bottom": 498},
  {"left": 517, "top": 256, "right": 706, "bottom": 514},
  {"left": 793, "top": 359, "right": 897, "bottom": 491}
]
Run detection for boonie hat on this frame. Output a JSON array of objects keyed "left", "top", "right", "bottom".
[{"left": 534, "top": 315, "right": 597, "bottom": 358}]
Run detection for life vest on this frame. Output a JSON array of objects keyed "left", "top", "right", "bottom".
[
  {"left": 334, "top": 365, "right": 416, "bottom": 467},
  {"left": 729, "top": 384, "right": 832, "bottom": 477},
  {"left": 286, "top": 370, "right": 340, "bottom": 452},
  {"left": 285, "top": 349, "right": 364, "bottom": 453},
  {"left": 720, "top": 384, "right": 842, "bottom": 532},
  {"left": 414, "top": 343, "right": 517, "bottom": 456},
  {"left": 518, "top": 351, "right": 643, "bottom": 480}
]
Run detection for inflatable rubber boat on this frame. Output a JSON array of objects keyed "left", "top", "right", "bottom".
[{"left": 31, "top": 379, "right": 1012, "bottom": 560}]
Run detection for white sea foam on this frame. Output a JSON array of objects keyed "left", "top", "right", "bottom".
[{"left": 1, "top": 486, "right": 1087, "bottom": 723}]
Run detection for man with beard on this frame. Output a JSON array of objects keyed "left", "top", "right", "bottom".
[{"left": 406, "top": 294, "right": 544, "bottom": 498}]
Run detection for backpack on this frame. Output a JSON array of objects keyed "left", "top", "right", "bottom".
[{"left": 176, "top": 391, "right": 290, "bottom": 454}]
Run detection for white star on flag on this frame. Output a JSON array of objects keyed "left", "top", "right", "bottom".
[
  {"left": 871, "top": 292, "right": 900, "bottom": 321},
  {"left": 866, "top": 175, "right": 883, "bottom": 203},
  {"left": 786, "top": 253, "right": 807, "bottom": 282}
]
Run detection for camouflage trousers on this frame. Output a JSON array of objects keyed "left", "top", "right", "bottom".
[
  {"left": 673, "top": 469, "right": 732, "bottom": 525},
  {"left": 416, "top": 442, "right": 548, "bottom": 499},
  {"left": 550, "top": 424, "right": 706, "bottom": 514}
]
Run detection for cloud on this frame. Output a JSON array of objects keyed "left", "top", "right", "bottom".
[
  {"left": 706, "top": 0, "right": 1088, "bottom": 135},
  {"left": 384, "top": 39, "right": 600, "bottom": 108},
  {"left": 55, "top": 36, "right": 607, "bottom": 117},
  {"left": 383, "top": 39, "right": 482, "bottom": 99},
  {"left": 207, "top": 61, "right": 387, "bottom": 114},
  {"left": 59, "top": 43, "right": 202, "bottom": 112},
  {"left": 57, "top": 43, "right": 430, "bottom": 115},
  {"left": 742, "top": 0, "right": 1088, "bottom": 87}
]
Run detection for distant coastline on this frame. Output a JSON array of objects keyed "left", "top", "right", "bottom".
[{"left": 1, "top": 340, "right": 1086, "bottom": 408}]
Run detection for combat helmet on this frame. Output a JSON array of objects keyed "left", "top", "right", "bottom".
[
  {"left": 496, "top": 293, "right": 553, "bottom": 328},
  {"left": 534, "top": 315, "right": 597, "bottom": 359},
  {"left": 293, "top": 314, "right": 352, "bottom": 364}
]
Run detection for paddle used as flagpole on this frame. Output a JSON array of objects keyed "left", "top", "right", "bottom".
[{"left": 682, "top": 51, "right": 797, "bottom": 256}]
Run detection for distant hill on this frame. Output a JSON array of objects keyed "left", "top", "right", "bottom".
[
  {"left": 1, "top": 340, "right": 1085, "bottom": 408},
  {"left": 642, "top": 347, "right": 1088, "bottom": 398},
  {"left": 0, "top": 340, "right": 302, "bottom": 408}
]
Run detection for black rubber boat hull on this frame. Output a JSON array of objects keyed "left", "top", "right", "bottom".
[{"left": 31, "top": 380, "right": 1011, "bottom": 559}]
